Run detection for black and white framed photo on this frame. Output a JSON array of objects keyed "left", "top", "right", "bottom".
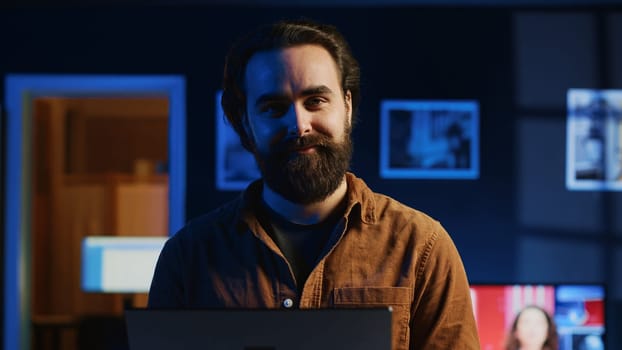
[
  {"left": 380, "top": 100, "right": 480, "bottom": 179},
  {"left": 215, "top": 91, "right": 260, "bottom": 191},
  {"left": 566, "top": 89, "right": 622, "bottom": 191}
]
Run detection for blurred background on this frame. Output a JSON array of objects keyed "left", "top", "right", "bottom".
[{"left": 1, "top": 0, "right": 621, "bottom": 349}]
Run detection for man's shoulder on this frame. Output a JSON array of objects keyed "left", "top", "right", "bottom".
[
  {"left": 172, "top": 194, "right": 244, "bottom": 243},
  {"left": 194, "top": 197, "right": 243, "bottom": 225},
  {"left": 371, "top": 191, "right": 442, "bottom": 230},
  {"left": 347, "top": 172, "right": 443, "bottom": 233},
  {"left": 367, "top": 192, "right": 456, "bottom": 260}
]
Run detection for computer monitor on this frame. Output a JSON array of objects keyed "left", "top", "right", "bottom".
[
  {"left": 470, "top": 284, "right": 606, "bottom": 350},
  {"left": 81, "top": 236, "right": 167, "bottom": 293}
]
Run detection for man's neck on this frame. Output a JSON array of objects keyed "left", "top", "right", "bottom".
[{"left": 262, "top": 177, "right": 348, "bottom": 225}]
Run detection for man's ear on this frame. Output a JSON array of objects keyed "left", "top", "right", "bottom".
[{"left": 345, "top": 90, "right": 353, "bottom": 125}]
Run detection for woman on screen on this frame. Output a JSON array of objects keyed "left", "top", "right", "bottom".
[{"left": 505, "top": 305, "right": 559, "bottom": 350}]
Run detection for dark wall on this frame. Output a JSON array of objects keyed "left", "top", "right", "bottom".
[
  {"left": 0, "top": 5, "right": 620, "bottom": 349},
  {"left": 1, "top": 5, "right": 514, "bottom": 279}
]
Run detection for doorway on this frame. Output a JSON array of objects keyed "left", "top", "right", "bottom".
[{"left": 4, "top": 75, "right": 186, "bottom": 350}]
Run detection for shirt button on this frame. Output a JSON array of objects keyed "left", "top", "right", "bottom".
[{"left": 282, "top": 298, "right": 294, "bottom": 308}]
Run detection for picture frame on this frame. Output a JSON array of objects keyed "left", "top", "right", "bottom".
[
  {"left": 215, "top": 90, "right": 260, "bottom": 191},
  {"left": 566, "top": 89, "right": 622, "bottom": 191},
  {"left": 379, "top": 100, "right": 480, "bottom": 179}
]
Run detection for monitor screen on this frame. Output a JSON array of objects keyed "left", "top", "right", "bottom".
[
  {"left": 566, "top": 88, "right": 622, "bottom": 191},
  {"left": 379, "top": 99, "right": 480, "bottom": 180},
  {"left": 81, "top": 236, "right": 167, "bottom": 293},
  {"left": 470, "top": 284, "right": 605, "bottom": 350}
]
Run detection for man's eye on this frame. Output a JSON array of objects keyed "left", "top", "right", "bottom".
[
  {"left": 260, "top": 102, "right": 289, "bottom": 117},
  {"left": 305, "top": 97, "right": 326, "bottom": 109}
]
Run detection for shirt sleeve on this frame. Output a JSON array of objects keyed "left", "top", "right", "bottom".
[
  {"left": 148, "top": 235, "right": 185, "bottom": 309},
  {"left": 409, "top": 228, "right": 480, "bottom": 349}
]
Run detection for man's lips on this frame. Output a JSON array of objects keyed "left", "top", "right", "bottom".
[
  {"left": 294, "top": 145, "right": 317, "bottom": 154},
  {"left": 284, "top": 142, "right": 320, "bottom": 154},
  {"left": 277, "top": 136, "right": 326, "bottom": 155}
]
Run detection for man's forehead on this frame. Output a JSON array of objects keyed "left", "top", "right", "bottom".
[
  {"left": 244, "top": 45, "right": 341, "bottom": 96},
  {"left": 247, "top": 44, "right": 333, "bottom": 65}
]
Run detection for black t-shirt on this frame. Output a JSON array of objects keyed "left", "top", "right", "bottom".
[{"left": 257, "top": 201, "right": 342, "bottom": 293}]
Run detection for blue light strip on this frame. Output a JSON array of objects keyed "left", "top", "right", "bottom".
[
  {"left": 3, "top": 74, "right": 186, "bottom": 350},
  {"left": 168, "top": 77, "right": 186, "bottom": 234},
  {"left": 4, "top": 74, "right": 25, "bottom": 350}
]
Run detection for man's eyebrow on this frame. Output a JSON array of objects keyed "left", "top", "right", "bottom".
[
  {"left": 255, "top": 93, "right": 289, "bottom": 107},
  {"left": 300, "top": 85, "right": 334, "bottom": 96},
  {"left": 254, "top": 85, "right": 335, "bottom": 107}
]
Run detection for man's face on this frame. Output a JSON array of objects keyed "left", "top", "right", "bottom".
[{"left": 244, "top": 44, "right": 353, "bottom": 204}]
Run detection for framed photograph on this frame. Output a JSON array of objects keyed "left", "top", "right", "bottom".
[
  {"left": 566, "top": 89, "right": 622, "bottom": 191},
  {"left": 379, "top": 100, "right": 479, "bottom": 179},
  {"left": 215, "top": 90, "right": 260, "bottom": 191}
]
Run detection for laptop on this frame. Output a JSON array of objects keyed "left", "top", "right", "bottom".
[{"left": 125, "top": 308, "right": 392, "bottom": 350}]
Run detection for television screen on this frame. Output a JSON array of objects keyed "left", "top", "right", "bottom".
[
  {"left": 470, "top": 284, "right": 605, "bottom": 350},
  {"left": 81, "top": 236, "right": 167, "bottom": 293},
  {"left": 566, "top": 89, "right": 622, "bottom": 191}
]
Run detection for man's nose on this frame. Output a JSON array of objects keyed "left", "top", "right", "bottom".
[{"left": 287, "top": 104, "right": 312, "bottom": 137}]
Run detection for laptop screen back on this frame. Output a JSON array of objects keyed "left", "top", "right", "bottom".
[{"left": 125, "top": 308, "right": 392, "bottom": 350}]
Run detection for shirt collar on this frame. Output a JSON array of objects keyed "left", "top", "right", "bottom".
[
  {"left": 343, "top": 172, "right": 377, "bottom": 225},
  {"left": 235, "top": 172, "right": 377, "bottom": 233}
]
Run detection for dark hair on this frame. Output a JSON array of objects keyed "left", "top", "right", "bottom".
[
  {"left": 505, "top": 305, "right": 559, "bottom": 350},
  {"left": 221, "top": 19, "right": 361, "bottom": 151}
]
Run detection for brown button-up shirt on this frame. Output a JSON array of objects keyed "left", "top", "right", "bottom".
[{"left": 149, "top": 173, "right": 480, "bottom": 349}]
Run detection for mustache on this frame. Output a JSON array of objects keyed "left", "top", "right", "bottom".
[{"left": 277, "top": 134, "right": 332, "bottom": 154}]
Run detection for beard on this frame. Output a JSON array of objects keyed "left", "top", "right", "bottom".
[{"left": 253, "top": 128, "right": 353, "bottom": 205}]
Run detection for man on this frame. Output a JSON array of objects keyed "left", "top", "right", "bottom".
[{"left": 149, "top": 19, "right": 480, "bottom": 349}]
